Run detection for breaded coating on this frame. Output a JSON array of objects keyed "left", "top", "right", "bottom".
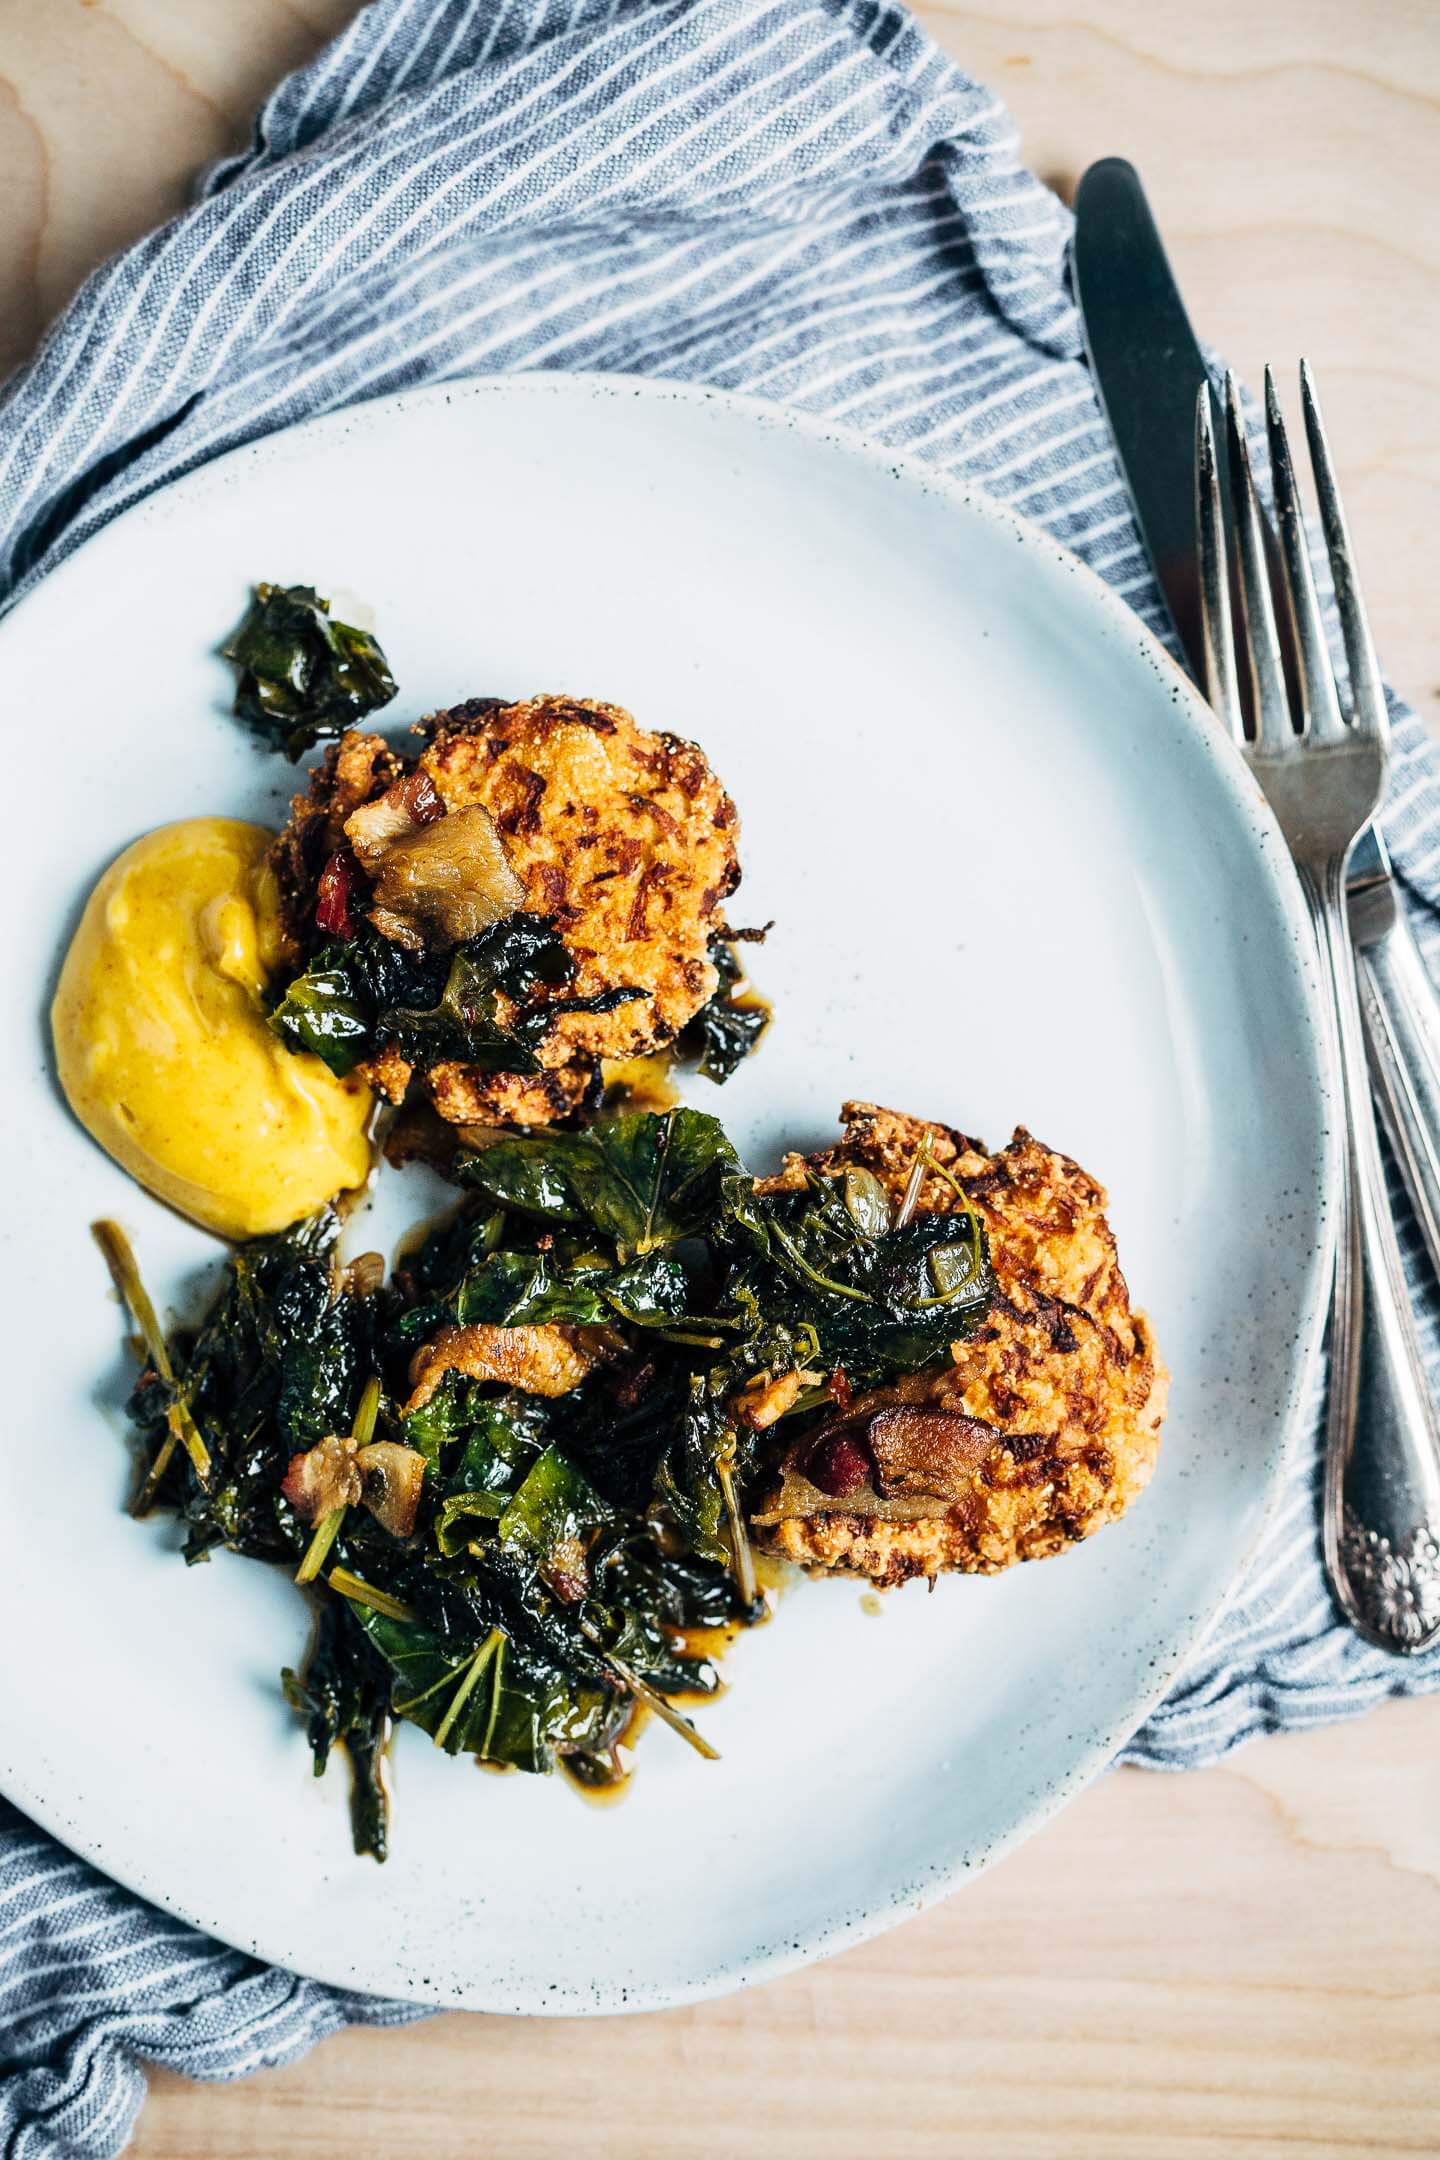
[
  {"left": 414, "top": 696, "right": 738, "bottom": 1124},
  {"left": 751, "top": 1103, "right": 1166, "bottom": 1587},
  {"left": 270, "top": 697, "right": 741, "bottom": 1127},
  {"left": 270, "top": 730, "right": 402, "bottom": 958}
]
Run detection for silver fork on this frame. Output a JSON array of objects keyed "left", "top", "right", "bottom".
[{"left": 1195, "top": 364, "right": 1440, "bottom": 1654}]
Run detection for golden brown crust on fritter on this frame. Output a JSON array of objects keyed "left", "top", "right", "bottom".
[
  {"left": 753, "top": 1103, "right": 1167, "bottom": 1586},
  {"left": 269, "top": 698, "right": 740, "bottom": 1127},
  {"left": 413, "top": 695, "right": 738, "bottom": 1123}
]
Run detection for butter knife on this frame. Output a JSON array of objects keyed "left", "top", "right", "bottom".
[{"left": 1072, "top": 155, "right": 1440, "bottom": 1284}]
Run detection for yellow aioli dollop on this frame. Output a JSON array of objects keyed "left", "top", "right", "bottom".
[{"left": 52, "top": 818, "right": 373, "bottom": 1240}]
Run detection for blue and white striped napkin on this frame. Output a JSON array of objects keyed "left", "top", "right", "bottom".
[{"left": 5, "top": 2, "right": 1440, "bottom": 2150}]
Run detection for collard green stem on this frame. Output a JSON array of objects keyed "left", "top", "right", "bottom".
[
  {"left": 328, "top": 1569, "right": 416, "bottom": 1624},
  {"left": 433, "top": 1627, "right": 505, "bottom": 1750},
  {"left": 93, "top": 1220, "right": 212, "bottom": 1502},
  {"left": 716, "top": 1446, "right": 757, "bottom": 1608},
  {"left": 294, "top": 1375, "right": 383, "bottom": 1585}
]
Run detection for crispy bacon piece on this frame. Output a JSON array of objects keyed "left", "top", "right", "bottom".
[
  {"left": 281, "top": 1432, "right": 361, "bottom": 1521},
  {"left": 343, "top": 771, "right": 524, "bottom": 951},
  {"left": 544, "top": 1536, "right": 591, "bottom": 1605},
  {"left": 344, "top": 771, "right": 445, "bottom": 868},
  {"left": 315, "top": 850, "right": 360, "bottom": 939},
  {"left": 733, "top": 1367, "right": 821, "bottom": 1432},
  {"left": 281, "top": 1431, "right": 426, "bottom": 1538}
]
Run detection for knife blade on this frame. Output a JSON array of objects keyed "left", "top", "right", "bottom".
[
  {"left": 1072, "top": 157, "right": 1385, "bottom": 886},
  {"left": 1072, "top": 154, "right": 1440, "bottom": 1281},
  {"left": 1071, "top": 157, "right": 1216, "bottom": 678}
]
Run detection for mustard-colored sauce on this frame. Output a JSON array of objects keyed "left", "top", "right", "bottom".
[{"left": 52, "top": 818, "right": 373, "bottom": 1240}]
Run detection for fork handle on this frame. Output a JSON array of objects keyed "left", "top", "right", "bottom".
[
  {"left": 1350, "top": 877, "right": 1440, "bottom": 1286},
  {"left": 1311, "top": 860, "right": 1440, "bottom": 1652}
]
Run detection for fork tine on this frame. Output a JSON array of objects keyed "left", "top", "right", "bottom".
[
  {"left": 1194, "top": 384, "right": 1242, "bottom": 743},
  {"left": 1300, "top": 358, "right": 1389, "bottom": 744},
  {"left": 1223, "top": 371, "right": 1291, "bottom": 748},
  {"left": 1263, "top": 366, "right": 1347, "bottom": 745}
]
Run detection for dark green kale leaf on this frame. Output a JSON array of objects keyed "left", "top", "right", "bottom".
[
  {"left": 350, "top": 1604, "right": 622, "bottom": 1772},
  {"left": 281, "top": 1600, "right": 393, "bottom": 1860},
  {"left": 496, "top": 1445, "right": 615, "bottom": 1577},
  {"left": 403, "top": 1206, "right": 508, "bottom": 1303},
  {"left": 651, "top": 1376, "right": 738, "bottom": 1566},
  {"left": 590, "top": 1524, "right": 741, "bottom": 1633},
  {"left": 676, "top": 935, "right": 770, "bottom": 1083},
  {"left": 714, "top": 1168, "right": 992, "bottom": 1385},
  {"left": 135, "top": 1216, "right": 375, "bottom": 1564},
  {"left": 269, "top": 915, "right": 576, "bottom": 1078},
  {"left": 584, "top": 1524, "right": 740, "bottom": 1694},
  {"left": 380, "top": 947, "right": 543, "bottom": 1072},
  {"left": 550, "top": 1360, "right": 694, "bottom": 1515},
  {"left": 386, "top": 1222, "right": 702, "bottom": 1367},
  {"left": 224, "top": 582, "right": 398, "bottom": 759},
  {"left": 431, "top": 1390, "right": 553, "bottom": 1554},
  {"left": 266, "top": 953, "right": 372, "bottom": 1073},
  {"left": 399, "top": 1369, "right": 549, "bottom": 1475},
  {"left": 457, "top": 1107, "right": 741, "bottom": 1259},
  {"left": 455, "top": 1248, "right": 691, "bottom": 1331}
]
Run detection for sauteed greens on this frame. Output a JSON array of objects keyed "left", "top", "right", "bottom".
[
  {"left": 224, "top": 582, "right": 398, "bottom": 759},
  {"left": 676, "top": 933, "right": 771, "bottom": 1083},
  {"left": 269, "top": 912, "right": 638, "bottom": 1081},
  {"left": 109, "top": 1107, "right": 992, "bottom": 1857}
]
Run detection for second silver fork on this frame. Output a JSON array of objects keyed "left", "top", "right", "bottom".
[{"left": 1196, "top": 364, "right": 1440, "bottom": 1654}]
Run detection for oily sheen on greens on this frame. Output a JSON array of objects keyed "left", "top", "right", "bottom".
[
  {"left": 224, "top": 581, "right": 399, "bottom": 759},
  {"left": 120, "top": 1108, "right": 993, "bottom": 1857},
  {"left": 675, "top": 933, "right": 770, "bottom": 1082},
  {"left": 228, "top": 576, "right": 767, "bottom": 1098},
  {"left": 266, "top": 913, "right": 640, "bottom": 1080}
]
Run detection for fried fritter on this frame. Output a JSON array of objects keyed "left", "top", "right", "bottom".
[
  {"left": 416, "top": 696, "right": 738, "bottom": 1122},
  {"left": 750, "top": 1103, "right": 1167, "bottom": 1587},
  {"left": 271, "top": 695, "right": 742, "bottom": 1127},
  {"left": 269, "top": 729, "right": 402, "bottom": 961}
]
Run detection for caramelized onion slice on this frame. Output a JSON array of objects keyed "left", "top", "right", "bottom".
[
  {"left": 355, "top": 1441, "right": 426, "bottom": 1538},
  {"left": 369, "top": 805, "right": 525, "bottom": 950},
  {"left": 749, "top": 1406, "right": 1006, "bottom": 1527},
  {"left": 865, "top": 1407, "right": 999, "bottom": 1500},
  {"left": 345, "top": 771, "right": 444, "bottom": 868}
]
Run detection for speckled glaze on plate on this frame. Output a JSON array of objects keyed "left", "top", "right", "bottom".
[{"left": 0, "top": 374, "right": 1333, "bottom": 2012}]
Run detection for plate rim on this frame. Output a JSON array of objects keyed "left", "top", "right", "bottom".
[{"left": 0, "top": 368, "right": 1337, "bottom": 2012}]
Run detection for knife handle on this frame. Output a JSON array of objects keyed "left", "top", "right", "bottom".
[{"left": 1352, "top": 881, "right": 1440, "bottom": 1285}]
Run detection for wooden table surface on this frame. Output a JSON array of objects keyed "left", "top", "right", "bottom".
[{"left": 3, "top": 5, "right": 1438, "bottom": 2155}]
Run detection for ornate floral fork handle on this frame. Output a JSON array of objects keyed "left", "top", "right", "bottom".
[{"left": 1196, "top": 365, "right": 1440, "bottom": 1653}]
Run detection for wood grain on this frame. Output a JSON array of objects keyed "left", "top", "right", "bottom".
[
  {"left": 0, "top": 4, "right": 1437, "bottom": 2154},
  {"left": 132, "top": 1698, "right": 1440, "bottom": 2160}
]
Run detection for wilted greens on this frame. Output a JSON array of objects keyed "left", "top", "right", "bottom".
[
  {"left": 267, "top": 913, "right": 599, "bottom": 1079},
  {"left": 109, "top": 1106, "right": 992, "bottom": 1857},
  {"left": 224, "top": 582, "right": 398, "bottom": 759},
  {"left": 227, "top": 578, "right": 769, "bottom": 1095},
  {"left": 677, "top": 935, "right": 771, "bottom": 1083}
]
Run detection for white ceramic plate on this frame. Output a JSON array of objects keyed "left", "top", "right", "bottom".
[{"left": 1, "top": 374, "right": 1331, "bottom": 2013}]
